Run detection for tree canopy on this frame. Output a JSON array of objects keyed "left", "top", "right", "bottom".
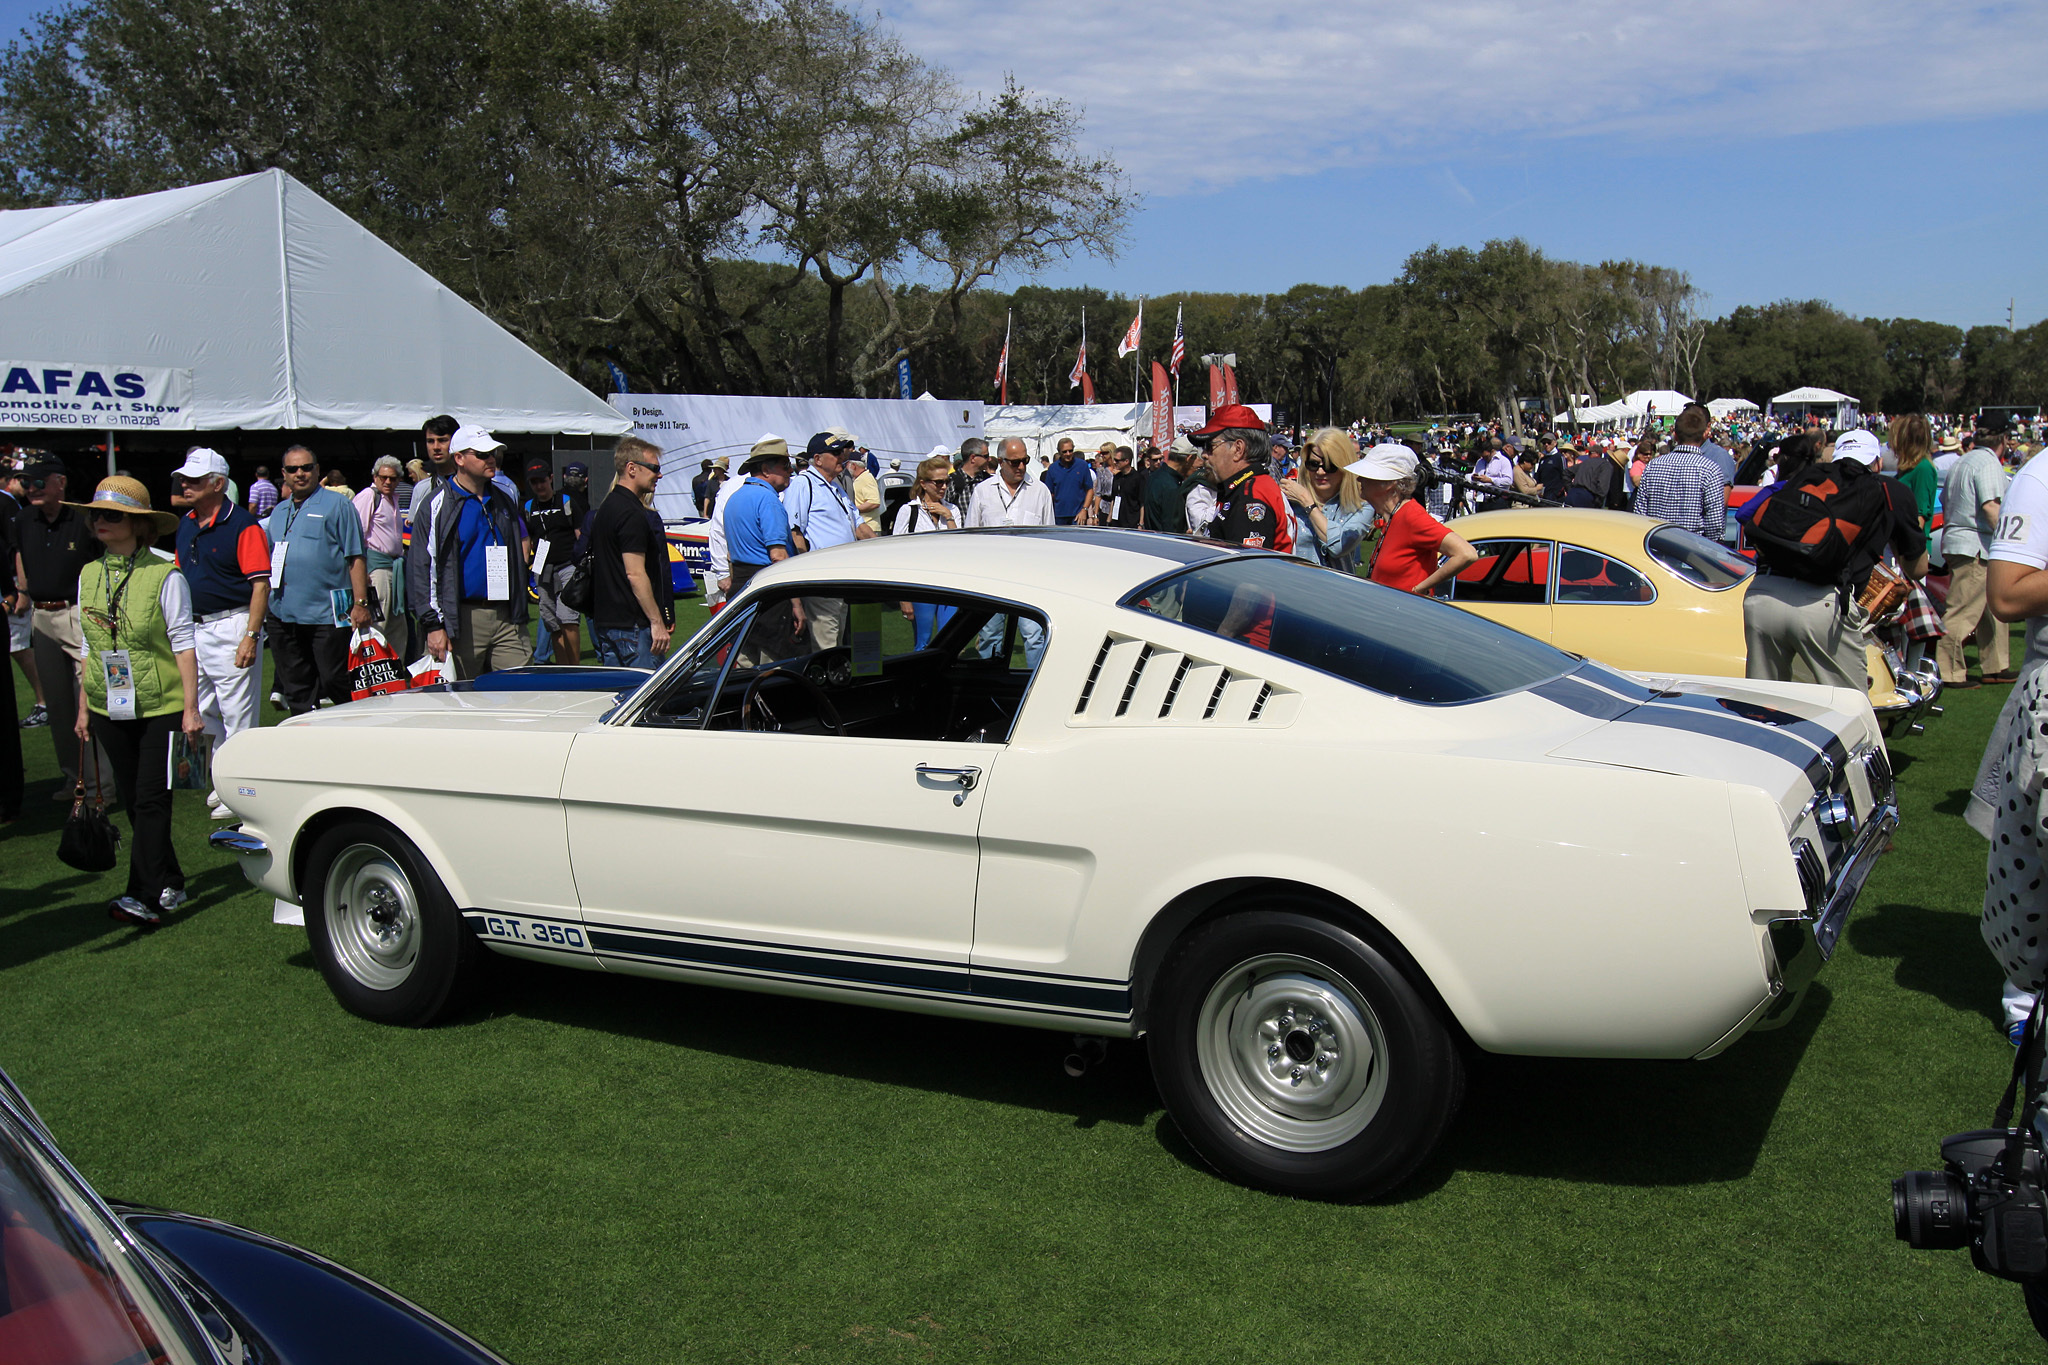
[{"left": 2, "top": 1, "right": 2038, "bottom": 422}]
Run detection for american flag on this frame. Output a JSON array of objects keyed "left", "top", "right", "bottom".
[{"left": 1169, "top": 303, "right": 1185, "bottom": 377}]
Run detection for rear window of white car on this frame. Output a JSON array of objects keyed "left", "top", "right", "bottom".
[{"left": 1124, "top": 556, "right": 1577, "bottom": 705}]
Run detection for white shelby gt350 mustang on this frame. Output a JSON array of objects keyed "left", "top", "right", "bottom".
[{"left": 213, "top": 529, "right": 1895, "bottom": 1198}]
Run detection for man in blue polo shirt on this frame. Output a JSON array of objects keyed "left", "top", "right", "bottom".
[
  {"left": 172, "top": 449, "right": 269, "bottom": 816},
  {"left": 1041, "top": 437, "right": 1094, "bottom": 525},
  {"left": 724, "top": 442, "right": 804, "bottom": 663},
  {"left": 264, "top": 445, "right": 369, "bottom": 714},
  {"left": 783, "top": 432, "right": 867, "bottom": 650}
]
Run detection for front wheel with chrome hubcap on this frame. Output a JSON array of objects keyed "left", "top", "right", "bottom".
[
  {"left": 1150, "top": 906, "right": 1464, "bottom": 1200},
  {"left": 304, "top": 820, "right": 480, "bottom": 1027}
]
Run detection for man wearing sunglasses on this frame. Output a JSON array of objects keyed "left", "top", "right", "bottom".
[
  {"left": 586, "top": 436, "right": 674, "bottom": 667},
  {"left": 172, "top": 448, "right": 270, "bottom": 814},
  {"left": 264, "top": 446, "right": 371, "bottom": 713},
  {"left": 11, "top": 459, "right": 112, "bottom": 790}
]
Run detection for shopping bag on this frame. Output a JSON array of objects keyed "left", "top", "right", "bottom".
[
  {"left": 348, "top": 627, "right": 409, "bottom": 701},
  {"left": 408, "top": 654, "right": 455, "bottom": 689}
]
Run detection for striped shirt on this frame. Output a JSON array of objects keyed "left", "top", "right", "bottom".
[{"left": 1631, "top": 445, "right": 1726, "bottom": 538}]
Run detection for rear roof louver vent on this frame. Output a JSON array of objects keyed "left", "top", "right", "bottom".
[{"left": 1070, "top": 633, "right": 1297, "bottom": 728}]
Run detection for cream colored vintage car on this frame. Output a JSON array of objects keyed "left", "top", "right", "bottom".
[
  {"left": 212, "top": 530, "right": 1895, "bottom": 1199},
  {"left": 1439, "top": 508, "right": 1943, "bottom": 736}
]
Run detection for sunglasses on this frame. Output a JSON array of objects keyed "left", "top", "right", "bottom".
[
  {"left": 27, "top": 475, "right": 53, "bottom": 490},
  {"left": 283, "top": 463, "right": 317, "bottom": 474},
  {"left": 1303, "top": 457, "right": 1332, "bottom": 473},
  {"left": 1000, "top": 457, "right": 1027, "bottom": 466},
  {"left": 89, "top": 508, "right": 131, "bottom": 524},
  {"left": 631, "top": 460, "right": 661, "bottom": 474}
]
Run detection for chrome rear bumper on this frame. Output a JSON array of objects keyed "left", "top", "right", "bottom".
[{"left": 208, "top": 828, "right": 268, "bottom": 857}]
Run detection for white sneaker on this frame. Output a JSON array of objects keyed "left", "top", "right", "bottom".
[
  {"left": 208, "top": 800, "right": 233, "bottom": 819},
  {"left": 158, "top": 886, "right": 189, "bottom": 912}
]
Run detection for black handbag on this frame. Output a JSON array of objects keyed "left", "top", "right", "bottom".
[
  {"left": 56, "top": 736, "right": 119, "bottom": 873},
  {"left": 558, "top": 554, "right": 594, "bottom": 614}
]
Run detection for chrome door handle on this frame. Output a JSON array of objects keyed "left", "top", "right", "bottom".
[{"left": 916, "top": 764, "right": 982, "bottom": 805}]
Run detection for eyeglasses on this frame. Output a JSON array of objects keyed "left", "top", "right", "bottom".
[
  {"left": 1303, "top": 458, "right": 1332, "bottom": 473},
  {"left": 173, "top": 474, "right": 210, "bottom": 487},
  {"left": 631, "top": 460, "right": 660, "bottom": 474},
  {"left": 89, "top": 508, "right": 130, "bottom": 524},
  {"left": 26, "top": 475, "right": 53, "bottom": 490},
  {"left": 283, "top": 463, "right": 316, "bottom": 474},
  {"left": 1000, "top": 458, "right": 1027, "bottom": 467}
]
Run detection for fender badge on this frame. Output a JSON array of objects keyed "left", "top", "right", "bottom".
[{"left": 237, "top": 787, "right": 256, "bottom": 796}]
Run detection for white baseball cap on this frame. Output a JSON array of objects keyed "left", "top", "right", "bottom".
[
  {"left": 1347, "top": 443, "right": 1418, "bottom": 481},
  {"left": 172, "top": 447, "right": 229, "bottom": 480},
  {"left": 1833, "top": 429, "right": 1880, "bottom": 466},
  {"left": 450, "top": 423, "right": 505, "bottom": 454}
]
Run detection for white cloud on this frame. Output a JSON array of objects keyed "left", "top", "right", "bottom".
[{"left": 880, "top": 0, "right": 2048, "bottom": 191}]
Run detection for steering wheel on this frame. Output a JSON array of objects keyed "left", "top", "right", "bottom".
[{"left": 739, "top": 665, "right": 846, "bottom": 737}]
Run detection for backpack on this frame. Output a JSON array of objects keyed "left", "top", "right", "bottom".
[{"left": 1747, "top": 461, "right": 1893, "bottom": 591}]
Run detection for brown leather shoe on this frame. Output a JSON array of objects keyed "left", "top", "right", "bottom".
[{"left": 1984, "top": 671, "right": 2019, "bottom": 684}]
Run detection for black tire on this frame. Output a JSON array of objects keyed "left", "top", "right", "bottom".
[
  {"left": 302, "top": 820, "right": 481, "bottom": 1026},
  {"left": 1148, "top": 905, "right": 1464, "bottom": 1200},
  {"left": 2025, "top": 1280, "right": 2048, "bottom": 1346}
]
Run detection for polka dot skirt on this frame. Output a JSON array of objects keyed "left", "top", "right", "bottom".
[{"left": 1985, "top": 667, "right": 2048, "bottom": 992}]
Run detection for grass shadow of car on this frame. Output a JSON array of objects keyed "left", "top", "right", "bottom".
[
  {"left": 1848, "top": 901, "right": 2004, "bottom": 1027},
  {"left": 465, "top": 955, "right": 1162, "bottom": 1132},
  {"left": 463, "top": 953, "right": 1829, "bottom": 1194},
  {"left": 1411, "top": 983, "right": 1833, "bottom": 1193}
]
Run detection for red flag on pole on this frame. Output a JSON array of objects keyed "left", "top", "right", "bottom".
[
  {"left": 993, "top": 310, "right": 1011, "bottom": 405},
  {"left": 1222, "top": 364, "right": 1240, "bottom": 408},
  {"left": 1116, "top": 299, "right": 1144, "bottom": 358},
  {"left": 1150, "top": 362, "right": 1172, "bottom": 453},
  {"left": 1068, "top": 310, "right": 1094, "bottom": 404},
  {"left": 1207, "top": 362, "right": 1227, "bottom": 414}
]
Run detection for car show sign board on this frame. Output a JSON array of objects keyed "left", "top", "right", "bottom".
[{"left": 0, "top": 361, "right": 192, "bottom": 428}]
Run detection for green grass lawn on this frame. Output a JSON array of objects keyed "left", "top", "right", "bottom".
[{"left": 3, "top": 621, "right": 2042, "bottom": 1362}]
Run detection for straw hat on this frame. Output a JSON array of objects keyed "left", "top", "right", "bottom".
[{"left": 67, "top": 475, "right": 178, "bottom": 535}]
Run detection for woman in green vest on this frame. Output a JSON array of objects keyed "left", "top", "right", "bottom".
[{"left": 67, "top": 476, "right": 203, "bottom": 929}]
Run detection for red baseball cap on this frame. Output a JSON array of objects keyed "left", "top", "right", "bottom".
[{"left": 1189, "top": 404, "right": 1267, "bottom": 441}]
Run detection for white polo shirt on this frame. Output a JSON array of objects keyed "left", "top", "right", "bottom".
[{"left": 966, "top": 476, "right": 1053, "bottom": 528}]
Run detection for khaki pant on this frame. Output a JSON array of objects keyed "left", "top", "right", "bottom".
[
  {"left": 33, "top": 604, "right": 113, "bottom": 789},
  {"left": 452, "top": 603, "right": 531, "bottom": 680},
  {"left": 1743, "top": 574, "right": 1868, "bottom": 691},
  {"left": 1938, "top": 555, "right": 2011, "bottom": 682}
]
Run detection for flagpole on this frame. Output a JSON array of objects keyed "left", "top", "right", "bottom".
[{"left": 1001, "top": 309, "right": 1011, "bottom": 406}]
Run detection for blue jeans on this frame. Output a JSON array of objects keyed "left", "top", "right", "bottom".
[
  {"left": 593, "top": 624, "right": 653, "bottom": 668},
  {"left": 976, "top": 615, "right": 1045, "bottom": 670},
  {"left": 912, "top": 602, "right": 957, "bottom": 649}
]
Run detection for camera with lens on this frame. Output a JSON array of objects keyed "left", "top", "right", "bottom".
[{"left": 1895, "top": 1006, "right": 2048, "bottom": 1340}]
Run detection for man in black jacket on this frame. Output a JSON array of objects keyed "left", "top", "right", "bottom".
[{"left": 410, "top": 425, "right": 531, "bottom": 679}]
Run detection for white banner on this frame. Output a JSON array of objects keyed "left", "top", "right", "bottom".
[{"left": 0, "top": 361, "right": 193, "bottom": 429}]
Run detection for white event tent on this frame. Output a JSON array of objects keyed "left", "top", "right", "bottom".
[
  {"left": 614, "top": 392, "right": 984, "bottom": 524},
  {"left": 1621, "top": 389, "right": 1694, "bottom": 419},
  {"left": 0, "top": 168, "right": 629, "bottom": 455},
  {"left": 1707, "top": 397, "right": 1760, "bottom": 419},
  {"left": 1768, "top": 387, "right": 1861, "bottom": 427}
]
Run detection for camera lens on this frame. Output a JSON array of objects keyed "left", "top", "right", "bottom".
[{"left": 1894, "top": 1170, "right": 1973, "bottom": 1249}]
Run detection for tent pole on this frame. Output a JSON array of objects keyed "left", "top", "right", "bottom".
[{"left": 106, "top": 429, "right": 115, "bottom": 477}]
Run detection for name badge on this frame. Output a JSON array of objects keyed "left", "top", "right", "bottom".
[
  {"left": 530, "top": 539, "right": 551, "bottom": 578},
  {"left": 101, "top": 649, "right": 136, "bottom": 720},
  {"left": 268, "top": 540, "right": 287, "bottom": 589},
  {"left": 485, "top": 545, "right": 510, "bottom": 601}
]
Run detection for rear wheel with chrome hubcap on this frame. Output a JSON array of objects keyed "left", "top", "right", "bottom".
[{"left": 1150, "top": 905, "right": 1463, "bottom": 1199}]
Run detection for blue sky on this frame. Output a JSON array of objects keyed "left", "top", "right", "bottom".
[{"left": 4, "top": 0, "right": 2042, "bottom": 329}]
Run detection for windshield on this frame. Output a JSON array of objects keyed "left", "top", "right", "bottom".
[
  {"left": 1124, "top": 556, "right": 1576, "bottom": 705},
  {"left": 1645, "top": 524, "right": 1754, "bottom": 590}
]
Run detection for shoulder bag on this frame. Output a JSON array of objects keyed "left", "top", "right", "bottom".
[{"left": 57, "top": 735, "right": 119, "bottom": 873}]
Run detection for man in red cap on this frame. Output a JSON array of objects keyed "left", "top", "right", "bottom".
[{"left": 1189, "top": 405, "right": 1294, "bottom": 555}]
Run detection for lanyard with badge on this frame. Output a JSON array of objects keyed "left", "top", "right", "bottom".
[
  {"left": 269, "top": 495, "right": 303, "bottom": 591},
  {"left": 94, "top": 555, "right": 140, "bottom": 720},
  {"left": 468, "top": 486, "right": 511, "bottom": 600}
]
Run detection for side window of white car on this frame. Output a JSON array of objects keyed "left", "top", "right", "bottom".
[{"left": 640, "top": 585, "right": 1046, "bottom": 742}]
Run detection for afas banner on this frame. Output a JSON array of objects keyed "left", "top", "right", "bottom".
[
  {"left": 0, "top": 361, "right": 192, "bottom": 428},
  {"left": 1150, "top": 363, "right": 1172, "bottom": 452}
]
